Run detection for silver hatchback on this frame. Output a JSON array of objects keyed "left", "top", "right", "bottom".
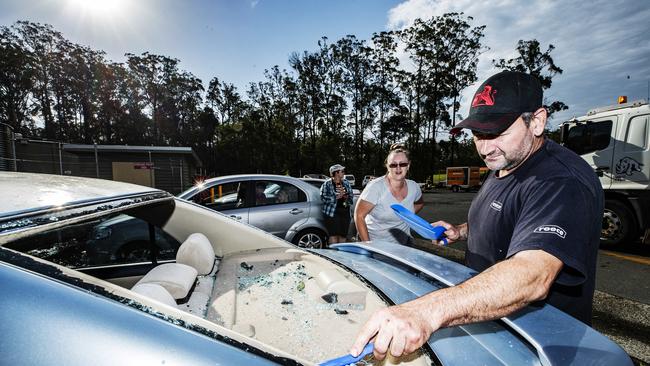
[{"left": 179, "top": 174, "right": 328, "bottom": 248}]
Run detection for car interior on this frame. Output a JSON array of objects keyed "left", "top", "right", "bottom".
[{"left": 2, "top": 197, "right": 432, "bottom": 365}]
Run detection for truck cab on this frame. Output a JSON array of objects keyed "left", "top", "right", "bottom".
[{"left": 560, "top": 98, "right": 650, "bottom": 246}]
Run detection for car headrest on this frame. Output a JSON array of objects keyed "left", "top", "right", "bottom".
[{"left": 176, "top": 233, "right": 215, "bottom": 275}]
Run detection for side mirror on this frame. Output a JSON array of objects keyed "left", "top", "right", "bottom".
[{"left": 559, "top": 123, "right": 570, "bottom": 145}]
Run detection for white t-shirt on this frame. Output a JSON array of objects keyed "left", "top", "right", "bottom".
[{"left": 359, "top": 176, "right": 422, "bottom": 244}]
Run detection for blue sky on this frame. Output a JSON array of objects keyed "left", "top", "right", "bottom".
[{"left": 1, "top": 0, "right": 649, "bottom": 129}]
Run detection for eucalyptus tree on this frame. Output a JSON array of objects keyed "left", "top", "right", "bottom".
[
  {"left": 246, "top": 65, "right": 300, "bottom": 173},
  {"left": 48, "top": 39, "right": 79, "bottom": 141},
  {"left": 109, "top": 62, "right": 152, "bottom": 145},
  {"left": 0, "top": 25, "right": 34, "bottom": 134},
  {"left": 10, "top": 21, "right": 66, "bottom": 139},
  {"left": 333, "top": 35, "right": 376, "bottom": 169},
  {"left": 126, "top": 52, "right": 179, "bottom": 143},
  {"left": 204, "top": 77, "right": 248, "bottom": 174},
  {"left": 204, "top": 77, "right": 225, "bottom": 151},
  {"left": 206, "top": 78, "right": 246, "bottom": 131},
  {"left": 289, "top": 49, "right": 327, "bottom": 171},
  {"left": 493, "top": 39, "right": 567, "bottom": 117},
  {"left": 368, "top": 31, "right": 401, "bottom": 150},
  {"left": 206, "top": 77, "right": 242, "bottom": 125},
  {"left": 94, "top": 62, "right": 129, "bottom": 144},
  {"left": 49, "top": 42, "right": 108, "bottom": 143},
  {"left": 399, "top": 13, "right": 485, "bottom": 175},
  {"left": 444, "top": 15, "right": 486, "bottom": 165},
  {"left": 167, "top": 70, "right": 204, "bottom": 146},
  {"left": 70, "top": 45, "right": 106, "bottom": 143}
]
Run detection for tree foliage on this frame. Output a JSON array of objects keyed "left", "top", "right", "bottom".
[
  {"left": 0, "top": 18, "right": 565, "bottom": 181},
  {"left": 493, "top": 39, "right": 568, "bottom": 118}
]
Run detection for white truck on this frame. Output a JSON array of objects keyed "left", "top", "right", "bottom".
[{"left": 560, "top": 98, "right": 650, "bottom": 247}]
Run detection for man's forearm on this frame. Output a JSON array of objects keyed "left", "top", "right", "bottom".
[{"left": 420, "top": 250, "right": 562, "bottom": 329}]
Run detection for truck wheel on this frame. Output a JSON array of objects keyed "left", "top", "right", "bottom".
[
  {"left": 452, "top": 185, "right": 460, "bottom": 193},
  {"left": 601, "top": 200, "right": 637, "bottom": 247}
]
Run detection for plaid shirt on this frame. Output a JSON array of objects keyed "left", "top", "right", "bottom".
[{"left": 320, "top": 178, "right": 353, "bottom": 217}]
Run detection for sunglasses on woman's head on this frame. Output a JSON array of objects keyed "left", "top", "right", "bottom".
[{"left": 388, "top": 162, "right": 409, "bottom": 168}]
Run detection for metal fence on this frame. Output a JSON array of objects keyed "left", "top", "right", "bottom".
[
  {"left": 1, "top": 129, "right": 197, "bottom": 194},
  {"left": 0, "top": 122, "right": 17, "bottom": 172}
]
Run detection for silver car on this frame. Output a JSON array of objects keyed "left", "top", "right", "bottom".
[
  {"left": 179, "top": 174, "right": 328, "bottom": 248},
  {"left": 0, "top": 172, "right": 633, "bottom": 365}
]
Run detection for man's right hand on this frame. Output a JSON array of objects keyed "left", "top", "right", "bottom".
[
  {"left": 431, "top": 221, "right": 467, "bottom": 245},
  {"left": 349, "top": 298, "right": 438, "bottom": 360}
]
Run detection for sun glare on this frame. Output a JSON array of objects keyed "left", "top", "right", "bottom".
[{"left": 64, "top": 0, "right": 129, "bottom": 18}]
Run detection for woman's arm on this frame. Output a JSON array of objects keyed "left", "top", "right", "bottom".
[
  {"left": 413, "top": 196, "right": 424, "bottom": 213},
  {"left": 354, "top": 199, "right": 375, "bottom": 242}
]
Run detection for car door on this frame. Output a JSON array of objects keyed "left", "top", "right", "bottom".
[
  {"left": 185, "top": 180, "right": 250, "bottom": 224},
  {"left": 612, "top": 112, "right": 649, "bottom": 189},
  {"left": 248, "top": 180, "right": 309, "bottom": 238}
]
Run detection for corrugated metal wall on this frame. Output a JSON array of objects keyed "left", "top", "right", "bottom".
[
  {"left": 11, "top": 141, "right": 198, "bottom": 194},
  {"left": 71, "top": 152, "right": 194, "bottom": 194}
]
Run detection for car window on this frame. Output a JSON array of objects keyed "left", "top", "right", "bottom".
[
  {"left": 4, "top": 213, "right": 181, "bottom": 268},
  {"left": 302, "top": 179, "right": 324, "bottom": 189},
  {"left": 565, "top": 120, "right": 613, "bottom": 155},
  {"left": 625, "top": 114, "right": 648, "bottom": 149},
  {"left": 189, "top": 181, "right": 249, "bottom": 211},
  {"left": 255, "top": 181, "right": 306, "bottom": 206}
]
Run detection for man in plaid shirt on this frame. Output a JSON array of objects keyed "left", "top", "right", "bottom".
[{"left": 320, "top": 164, "right": 353, "bottom": 246}]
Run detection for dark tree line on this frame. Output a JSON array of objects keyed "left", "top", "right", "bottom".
[{"left": 0, "top": 15, "right": 564, "bottom": 180}]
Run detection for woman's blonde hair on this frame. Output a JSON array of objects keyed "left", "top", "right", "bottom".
[{"left": 385, "top": 143, "right": 410, "bottom": 165}]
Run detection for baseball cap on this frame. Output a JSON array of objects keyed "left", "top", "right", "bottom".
[
  {"left": 451, "top": 71, "right": 543, "bottom": 135},
  {"left": 329, "top": 164, "right": 345, "bottom": 175}
]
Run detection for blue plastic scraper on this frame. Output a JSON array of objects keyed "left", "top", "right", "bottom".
[
  {"left": 318, "top": 343, "right": 374, "bottom": 366},
  {"left": 390, "top": 204, "right": 448, "bottom": 245}
]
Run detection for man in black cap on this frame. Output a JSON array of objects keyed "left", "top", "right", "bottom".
[{"left": 350, "top": 71, "right": 603, "bottom": 361}]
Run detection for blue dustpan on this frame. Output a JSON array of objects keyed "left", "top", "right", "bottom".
[
  {"left": 318, "top": 343, "right": 374, "bottom": 366},
  {"left": 390, "top": 204, "right": 448, "bottom": 245}
]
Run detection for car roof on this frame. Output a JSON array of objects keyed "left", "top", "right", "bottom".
[
  {"left": 179, "top": 174, "right": 320, "bottom": 199},
  {"left": 0, "top": 172, "right": 161, "bottom": 217},
  {"left": 196, "top": 174, "right": 307, "bottom": 183}
]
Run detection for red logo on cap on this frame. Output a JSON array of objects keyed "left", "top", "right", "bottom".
[{"left": 472, "top": 85, "right": 497, "bottom": 107}]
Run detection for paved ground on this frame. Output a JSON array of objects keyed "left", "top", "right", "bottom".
[{"left": 414, "top": 190, "right": 650, "bottom": 365}]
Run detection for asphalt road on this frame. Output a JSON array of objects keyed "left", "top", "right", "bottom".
[{"left": 414, "top": 190, "right": 650, "bottom": 365}]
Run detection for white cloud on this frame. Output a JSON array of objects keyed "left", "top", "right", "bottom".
[{"left": 387, "top": 0, "right": 650, "bottom": 128}]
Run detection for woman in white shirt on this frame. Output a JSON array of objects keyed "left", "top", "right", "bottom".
[{"left": 355, "top": 144, "right": 424, "bottom": 245}]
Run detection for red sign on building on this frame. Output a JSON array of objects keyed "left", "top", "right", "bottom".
[{"left": 134, "top": 162, "right": 154, "bottom": 170}]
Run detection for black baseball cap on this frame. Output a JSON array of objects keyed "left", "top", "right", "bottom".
[{"left": 451, "top": 71, "right": 543, "bottom": 135}]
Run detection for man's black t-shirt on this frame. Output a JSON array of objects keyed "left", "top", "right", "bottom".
[{"left": 466, "top": 139, "right": 603, "bottom": 324}]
